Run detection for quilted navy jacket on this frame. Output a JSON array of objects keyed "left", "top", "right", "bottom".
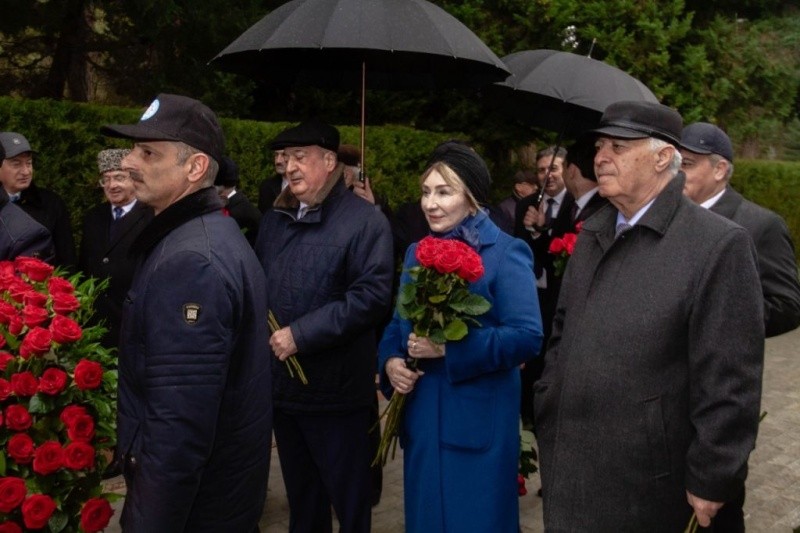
[{"left": 117, "top": 188, "right": 271, "bottom": 532}]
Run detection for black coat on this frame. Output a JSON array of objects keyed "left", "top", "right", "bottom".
[
  {"left": 255, "top": 171, "right": 394, "bottom": 412},
  {"left": 711, "top": 187, "right": 800, "bottom": 337},
  {"left": 257, "top": 174, "right": 283, "bottom": 213},
  {"left": 118, "top": 188, "right": 271, "bottom": 532},
  {"left": 0, "top": 190, "right": 54, "bottom": 261},
  {"left": 225, "top": 191, "right": 261, "bottom": 246},
  {"left": 16, "top": 183, "right": 76, "bottom": 268},
  {"left": 78, "top": 201, "right": 153, "bottom": 348}
]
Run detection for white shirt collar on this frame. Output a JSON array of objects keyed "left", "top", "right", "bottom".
[
  {"left": 112, "top": 199, "right": 137, "bottom": 216},
  {"left": 616, "top": 197, "right": 657, "bottom": 228},
  {"left": 700, "top": 188, "right": 726, "bottom": 209}
]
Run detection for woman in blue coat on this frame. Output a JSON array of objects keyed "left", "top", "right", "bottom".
[{"left": 379, "top": 143, "right": 543, "bottom": 532}]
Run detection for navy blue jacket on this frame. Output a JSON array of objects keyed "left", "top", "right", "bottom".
[
  {"left": 255, "top": 171, "right": 394, "bottom": 413},
  {"left": 118, "top": 188, "right": 271, "bottom": 532},
  {"left": 0, "top": 190, "right": 54, "bottom": 261}
]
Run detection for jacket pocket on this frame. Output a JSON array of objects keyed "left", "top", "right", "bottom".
[
  {"left": 440, "top": 388, "right": 495, "bottom": 452},
  {"left": 643, "top": 396, "right": 671, "bottom": 479}
]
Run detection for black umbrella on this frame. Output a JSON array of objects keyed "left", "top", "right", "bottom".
[
  {"left": 494, "top": 49, "right": 659, "bottom": 137},
  {"left": 211, "top": 0, "right": 509, "bottom": 170}
]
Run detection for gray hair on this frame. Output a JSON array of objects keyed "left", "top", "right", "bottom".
[
  {"left": 536, "top": 145, "right": 568, "bottom": 162},
  {"left": 649, "top": 138, "right": 682, "bottom": 175},
  {"left": 176, "top": 142, "right": 219, "bottom": 186},
  {"left": 709, "top": 153, "right": 735, "bottom": 181}
]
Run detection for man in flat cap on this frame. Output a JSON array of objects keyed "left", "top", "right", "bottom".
[
  {"left": 102, "top": 93, "right": 272, "bottom": 532},
  {"left": 78, "top": 149, "right": 153, "bottom": 350},
  {"left": 534, "top": 101, "right": 764, "bottom": 531},
  {"left": 0, "top": 141, "right": 54, "bottom": 261},
  {"left": 254, "top": 119, "right": 394, "bottom": 533},
  {"left": 680, "top": 123, "right": 800, "bottom": 531},
  {"left": 0, "top": 131, "right": 75, "bottom": 267}
]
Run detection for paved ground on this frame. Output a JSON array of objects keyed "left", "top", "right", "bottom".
[{"left": 104, "top": 326, "right": 800, "bottom": 532}]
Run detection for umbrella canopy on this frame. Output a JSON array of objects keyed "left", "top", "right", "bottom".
[
  {"left": 494, "top": 49, "right": 659, "bottom": 137},
  {"left": 211, "top": 0, "right": 509, "bottom": 169}
]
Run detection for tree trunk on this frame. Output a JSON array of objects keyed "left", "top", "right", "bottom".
[{"left": 36, "top": 0, "right": 90, "bottom": 101}]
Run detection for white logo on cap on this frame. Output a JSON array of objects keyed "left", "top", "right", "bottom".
[
  {"left": 140, "top": 99, "right": 160, "bottom": 121},
  {"left": 12, "top": 138, "right": 20, "bottom": 145}
]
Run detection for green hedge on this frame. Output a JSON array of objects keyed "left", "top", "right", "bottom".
[{"left": 1, "top": 96, "right": 799, "bottom": 262}]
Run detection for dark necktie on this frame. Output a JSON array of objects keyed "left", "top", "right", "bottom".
[
  {"left": 113, "top": 206, "right": 124, "bottom": 220},
  {"left": 570, "top": 202, "right": 580, "bottom": 223},
  {"left": 544, "top": 198, "right": 555, "bottom": 227},
  {"left": 615, "top": 222, "right": 632, "bottom": 238}
]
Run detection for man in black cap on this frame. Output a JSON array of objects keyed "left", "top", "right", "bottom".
[
  {"left": 534, "top": 101, "right": 764, "bottom": 531},
  {"left": 0, "top": 131, "right": 75, "bottom": 267},
  {"left": 215, "top": 156, "right": 261, "bottom": 246},
  {"left": 102, "top": 93, "right": 272, "bottom": 532},
  {"left": 0, "top": 141, "right": 54, "bottom": 261},
  {"left": 681, "top": 123, "right": 800, "bottom": 531},
  {"left": 258, "top": 133, "right": 288, "bottom": 213},
  {"left": 254, "top": 119, "right": 394, "bottom": 533}
]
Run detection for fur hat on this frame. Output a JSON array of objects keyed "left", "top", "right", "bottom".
[{"left": 97, "top": 148, "right": 131, "bottom": 174}]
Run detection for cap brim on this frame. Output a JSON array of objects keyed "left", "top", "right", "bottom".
[
  {"left": 590, "top": 125, "right": 650, "bottom": 140},
  {"left": 678, "top": 142, "right": 713, "bottom": 155},
  {"left": 101, "top": 123, "right": 181, "bottom": 142},
  {"left": 3, "top": 147, "right": 37, "bottom": 158}
]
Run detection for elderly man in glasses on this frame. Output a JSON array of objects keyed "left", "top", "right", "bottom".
[{"left": 78, "top": 148, "right": 153, "bottom": 349}]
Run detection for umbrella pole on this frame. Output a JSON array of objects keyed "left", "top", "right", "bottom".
[{"left": 360, "top": 60, "right": 366, "bottom": 174}]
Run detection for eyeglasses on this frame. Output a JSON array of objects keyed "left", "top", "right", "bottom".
[{"left": 98, "top": 173, "right": 130, "bottom": 186}]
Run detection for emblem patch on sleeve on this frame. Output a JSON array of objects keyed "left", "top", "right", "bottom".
[{"left": 183, "top": 303, "right": 201, "bottom": 325}]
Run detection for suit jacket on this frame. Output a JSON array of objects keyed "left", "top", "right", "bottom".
[
  {"left": 514, "top": 191, "right": 576, "bottom": 342},
  {"left": 711, "top": 187, "right": 800, "bottom": 337},
  {"left": 225, "top": 191, "right": 261, "bottom": 246},
  {"left": 0, "top": 190, "right": 54, "bottom": 261},
  {"left": 16, "top": 183, "right": 76, "bottom": 268},
  {"left": 573, "top": 189, "right": 609, "bottom": 227},
  {"left": 257, "top": 175, "right": 283, "bottom": 213},
  {"left": 79, "top": 201, "right": 154, "bottom": 348},
  {"left": 535, "top": 176, "right": 764, "bottom": 531}
]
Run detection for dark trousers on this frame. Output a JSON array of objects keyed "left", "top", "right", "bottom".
[{"left": 274, "top": 407, "right": 372, "bottom": 533}]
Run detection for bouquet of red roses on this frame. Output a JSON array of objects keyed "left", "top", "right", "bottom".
[
  {"left": 548, "top": 221, "right": 583, "bottom": 277},
  {"left": 0, "top": 257, "right": 118, "bottom": 533},
  {"left": 372, "top": 237, "right": 491, "bottom": 466}
]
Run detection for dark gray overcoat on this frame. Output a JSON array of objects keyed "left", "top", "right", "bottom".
[{"left": 534, "top": 176, "right": 764, "bottom": 532}]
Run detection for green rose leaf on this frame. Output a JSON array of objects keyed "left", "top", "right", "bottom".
[
  {"left": 49, "top": 510, "right": 69, "bottom": 533},
  {"left": 28, "top": 395, "right": 48, "bottom": 414},
  {"left": 449, "top": 293, "right": 491, "bottom": 315},
  {"left": 0, "top": 450, "right": 6, "bottom": 476},
  {"left": 444, "top": 319, "right": 468, "bottom": 341}
]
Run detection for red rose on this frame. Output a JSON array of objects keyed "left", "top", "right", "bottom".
[
  {"left": 51, "top": 291, "right": 80, "bottom": 314},
  {"left": 7, "top": 278, "right": 33, "bottom": 303},
  {"left": 10, "top": 371, "right": 38, "bottom": 397},
  {"left": 14, "top": 257, "right": 54, "bottom": 283},
  {"left": 574, "top": 221, "right": 584, "bottom": 233},
  {"left": 49, "top": 314, "right": 82, "bottom": 344},
  {"left": 23, "top": 290, "right": 48, "bottom": 308},
  {"left": 21, "top": 494, "right": 57, "bottom": 529},
  {"left": 517, "top": 473, "right": 528, "bottom": 496},
  {"left": 5, "top": 404, "right": 32, "bottom": 431},
  {"left": 433, "top": 242, "right": 463, "bottom": 274},
  {"left": 0, "top": 260, "right": 15, "bottom": 277},
  {"left": 47, "top": 276, "right": 75, "bottom": 295},
  {"left": 19, "top": 327, "right": 52, "bottom": 359},
  {"left": 415, "top": 236, "right": 440, "bottom": 269},
  {"left": 0, "top": 521, "right": 23, "bottom": 533},
  {"left": 32, "top": 441, "right": 64, "bottom": 475},
  {"left": 39, "top": 367, "right": 68, "bottom": 395},
  {"left": 457, "top": 252, "right": 484, "bottom": 283},
  {"left": 0, "top": 301, "right": 17, "bottom": 324},
  {"left": 0, "top": 476, "right": 27, "bottom": 513},
  {"left": 64, "top": 441, "right": 95, "bottom": 470},
  {"left": 8, "top": 433, "right": 35, "bottom": 464},
  {"left": 562, "top": 233, "right": 578, "bottom": 255},
  {"left": 8, "top": 315, "right": 23, "bottom": 335},
  {"left": 73, "top": 359, "right": 103, "bottom": 390},
  {"left": 548, "top": 237, "right": 566, "bottom": 255},
  {"left": 80, "top": 498, "right": 114, "bottom": 533},
  {"left": 67, "top": 414, "right": 95, "bottom": 442},
  {"left": 0, "top": 352, "right": 13, "bottom": 372},
  {"left": 0, "top": 378, "right": 12, "bottom": 401},
  {"left": 60, "top": 405, "right": 88, "bottom": 427},
  {"left": 22, "top": 304, "right": 49, "bottom": 327}
]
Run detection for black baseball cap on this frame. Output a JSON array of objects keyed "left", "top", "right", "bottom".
[
  {"left": 592, "top": 100, "right": 683, "bottom": 147},
  {"left": 680, "top": 122, "right": 734, "bottom": 162},
  {"left": 268, "top": 119, "right": 340, "bottom": 152},
  {"left": 101, "top": 94, "right": 224, "bottom": 163},
  {"left": 0, "top": 132, "right": 36, "bottom": 159}
]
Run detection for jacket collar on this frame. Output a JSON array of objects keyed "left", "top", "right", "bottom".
[
  {"left": 583, "top": 173, "right": 686, "bottom": 252},
  {"left": 0, "top": 189, "right": 8, "bottom": 209},
  {"left": 130, "top": 187, "right": 222, "bottom": 257},
  {"left": 708, "top": 186, "right": 742, "bottom": 219},
  {"left": 273, "top": 164, "right": 345, "bottom": 212}
]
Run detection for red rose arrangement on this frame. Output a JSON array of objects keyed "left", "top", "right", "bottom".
[
  {"left": 548, "top": 221, "right": 583, "bottom": 277},
  {"left": 372, "top": 237, "right": 491, "bottom": 466},
  {"left": 0, "top": 257, "right": 118, "bottom": 532}
]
